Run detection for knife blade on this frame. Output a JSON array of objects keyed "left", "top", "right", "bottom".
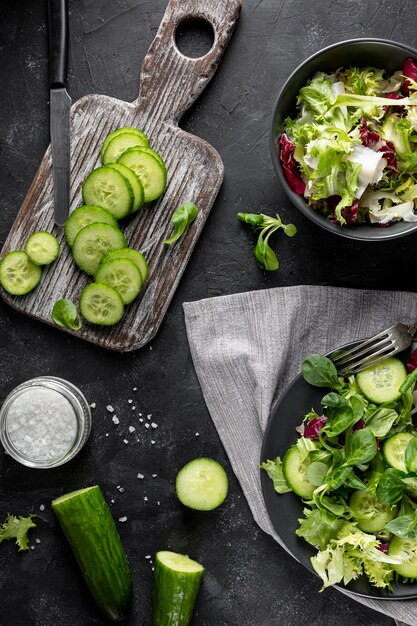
[{"left": 48, "top": 0, "right": 71, "bottom": 226}]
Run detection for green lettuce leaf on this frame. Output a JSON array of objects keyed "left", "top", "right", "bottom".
[
  {"left": 260, "top": 457, "right": 291, "bottom": 493},
  {"left": 296, "top": 508, "right": 345, "bottom": 550},
  {"left": 0, "top": 514, "right": 36, "bottom": 551}
]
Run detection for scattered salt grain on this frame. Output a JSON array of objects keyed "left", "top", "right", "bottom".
[
  {"left": 105, "top": 433, "right": 109, "bottom": 437},
  {"left": 149, "top": 346, "right": 153, "bottom": 351},
  {"left": 30, "top": 546, "right": 34, "bottom": 550},
  {"left": 152, "top": 474, "right": 157, "bottom": 478},
  {"left": 144, "top": 496, "right": 148, "bottom": 502},
  {"left": 39, "top": 504, "right": 45, "bottom": 511},
  {"left": 157, "top": 501, "right": 160, "bottom": 506},
  {"left": 147, "top": 414, "right": 152, "bottom": 420},
  {"left": 111, "top": 499, "right": 115, "bottom": 503},
  {"left": 152, "top": 566, "right": 154, "bottom": 571},
  {"left": 106, "top": 405, "right": 114, "bottom": 413},
  {"left": 145, "top": 423, "right": 150, "bottom": 429},
  {"left": 90, "top": 402, "right": 96, "bottom": 409},
  {"left": 129, "top": 426, "right": 136, "bottom": 433},
  {"left": 151, "top": 422, "right": 158, "bottom": 429},
  {"left": 132, "top": 406, "right": 136, "bottom": 410},
  {"left": 119, "top": 516, "right": 127, "bottom": 522},
  {"left": 195, "top": 432, "right": 200, "bottom": 437},
  {"left": 151, "top": 440, "right": 155, "bottom": 445},
  {"left": 137, "top": 473, "right": 144, "bottom": 479},
  {"left": 128, "top": 399, "right": 133, "bottom": 404},
  {"left": 35, "top": 538, "right": 41, "bottom": 544},
  {"left": 145, "top": 555, "right": 151, "bottom": 559},
  {"left": 133, "top": 387, "right": 137, "bottom": 391},
  {"left": 112, "top": 416, "right": 119, "bottom": 425},
  {"left": 123, "top": 439, "right": 129, "bottom": 444}
]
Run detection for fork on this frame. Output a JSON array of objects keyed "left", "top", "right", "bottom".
[{"left": 330, "top": 323, "right": 417, "bottom": 376}]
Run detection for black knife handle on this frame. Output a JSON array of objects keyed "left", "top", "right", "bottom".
[{"left": 47, "top": 0, "right": 69, "bottom": 87}]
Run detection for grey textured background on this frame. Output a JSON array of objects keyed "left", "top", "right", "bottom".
[{"left": 1, "top": 0, "right": 416, "bottom": 624}]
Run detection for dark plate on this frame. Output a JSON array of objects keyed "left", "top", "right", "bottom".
[{"left": 260, "top": 341, "right": 417, "bottom": 600}]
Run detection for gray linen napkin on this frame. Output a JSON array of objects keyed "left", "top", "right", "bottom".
[{"left": 183, "top": 285, "right": 417, "bottom": 626}]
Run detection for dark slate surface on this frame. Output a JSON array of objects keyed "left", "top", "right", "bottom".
[{"left": 1, "top": 0, "right": 416, "bottom": 624}]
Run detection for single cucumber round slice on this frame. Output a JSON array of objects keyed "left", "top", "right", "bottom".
[
  {"left": 349, "top": 490, "right": 397, "bottom": 533},
  {"left": 102, "top": 132, "right": 149, "bottom": 165},
  {"left": 100, "top": 248, "right": 148, "bottom": 282},
  {"left": 153, "top": 551, "right": 204, "bottom": 626},
  {"left": 382, "top": 432, "right": 416, "bottom": 472},
  {"left": 118, "top": 148, "right": 166, "bottom": 203},
  {"left": 82, "top": 166, "right": 134, "bottom": 219},
  {"left": 64, "top": 205, "right": 119, "bottom": 247},
  {"left": 94, "top": 258, "right": 142, "bottom": 305},
  {"left": 282, "top": 445, "right": 316, "bottom": 499},
  {"left": 356, "top": 357, "right": 407, "bottom": 404},
  {"left": 133, "top": 146, "right": 165, "bottom": 168},
  {"left": 100, "top": 127, "right": 148, "bottom": 163},
  {"left": 0, "top": 251, "right": 42, "bottom": 295},
  {"left": 176, "top": 458, "right": 228, "bottom": 511},
  {"left": 25, "top": 231, "right": 60, "bottom": 265},
  {"left": 106, "top": 163, "right": 144, "bottom": 212},
  {"left": 389, "top": 535, "right": 417, "bottom": 578},
  {"left": 80, "top": 283, "right": 124, "bottom": 325},
  {"left": 72, "top": 223, "right": 127, "bottom": 275}
]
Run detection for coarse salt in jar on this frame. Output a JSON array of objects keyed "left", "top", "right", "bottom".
[{"left": 0, "top": 376, "right": 91, "bottom": 468}]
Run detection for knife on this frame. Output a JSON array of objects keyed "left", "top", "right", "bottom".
[{"left": 47, "top": 0, "right": 71, "bottom": 226}]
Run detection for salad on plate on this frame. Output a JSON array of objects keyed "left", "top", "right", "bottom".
[
  {"left": 280, "top": 58, "right": 417, "bottom": 226},
  {"left": 262, "top": 349, "right": 417, "bottom": 591}
]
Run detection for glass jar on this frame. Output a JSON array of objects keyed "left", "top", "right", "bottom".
[{"left": 0, "top": 376, "right": 91, "bottom": 469}]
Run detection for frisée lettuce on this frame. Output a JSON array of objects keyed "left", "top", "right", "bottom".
[{"left": 280, "top": 58, "right": 417, "bottom": 225}]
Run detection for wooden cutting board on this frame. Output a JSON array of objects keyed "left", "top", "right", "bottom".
[{"left": 1, "top": 0, "right": 242, "bottom": 351}]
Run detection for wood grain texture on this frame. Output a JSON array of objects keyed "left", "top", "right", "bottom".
[{"left": 0, "top": 0, "right": 242, "bottom": 351}]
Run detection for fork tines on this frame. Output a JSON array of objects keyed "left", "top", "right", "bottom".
[{"left": 332, "top": 327, "right": 399, "bottom": 376}]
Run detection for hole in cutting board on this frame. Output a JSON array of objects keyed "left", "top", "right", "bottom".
[{"left": 175, "top": 18, "right": 215, "bottom": 59}]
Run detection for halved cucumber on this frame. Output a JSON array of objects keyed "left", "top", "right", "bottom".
[
  {"left": 282, "top": 446, "right": 316, "bottom": 499},
  {"left": 25, "top": 231, "right": 60, "bottom": 265},
  {"left": 0, "top": 251, "right": 42, "bottom": 295},
  {"left": 80, "top": 283, "right": 125, "bottom": 326},
  {"left": 106, "top": 163, "right": 144, "bottom": 213},
  {"left": 382, "top": 432, "right": 416, "bottom": 472},
  {"left": 100, "top": 248, "right": 149, "bottom": 282},
  {"left": 102, "top": 131, "right": 149, "bottom": 165},
  {"left": 153, "top": 551, "right": 204, "bottom": 626},
  {"left": 72, "top": 223, "right": 127, "bottom": 275},
  {"left": 64, "top": 205, "right": 119, "bottom": 247},
  {"left": 100, "top": 127, "right": 149, "bottom": 163},
  {"left": 52, "top": 486, "right": 133, "bottom": 621},
  {"left": 118, "top": 148, "right": 166, "bottom": 203},
  {"left": 94, "top": 258, "right": 143, "bottom": 305},
  {"left": 349, "top": 490, "right": 397, "bottom": 533},
  {"left": 82, "top": 166, "right": 134, "bottom": 219},
  {"left": 389, "top": 535, "right": 417, "bottom": 578},
  {"left": 176, "top": 458, "right": 228, "bottom": 511},
  {"left": 356, "top": 357, "right": 407, "bottom": 404}
]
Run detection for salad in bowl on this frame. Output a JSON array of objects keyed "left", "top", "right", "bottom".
[{"left": 280, "top": 58, "right": 417, "bottom": 227}]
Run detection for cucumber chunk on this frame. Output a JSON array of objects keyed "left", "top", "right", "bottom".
[
  {"left": 118, "top": 148, "right": 167, "bottom": 203},
  {"left": 0, "top": 251, "right": 42, "bottom": 295},
  {"left": 106, "top": 163, "right": 144, "bottom": 212},
  {"left": 94, "top": 258, "right": 143, "bottom": 305},
  {"left": 100, "top": 248, "right": 149, "bottom": 282},
  {"left": 25, "top": 231, "right": 60, "bottom": 265},
  {"left": 349, "top": 490, "right": 397, "bottom": 533},
  {"left": 80, "top": 283, "right": 125, "bottom": 326},
  {"left": 176, "top": 458, "right": 228, "bottom": 511},
  {"left": 100, "top": 127, "right": 148, "bottom": 163},
  {"left": 382, "top": 432, "right": 416, "bottom": 472},
  {"left": 82, "top": 166, "right": 134, "bottom": 219},
  {"left": 282, "top": 445, "right": 316, "bottom": 499},
  {"left": 389, "top": 535, "right": 417, "bottom": 578},
  {"left": 72, "top": 223, "right": 127, "bottom": 275},
  {"left": 52, "top": 485, "right": 133, "bottom": 621},
  {"left": 153, "top": 551, "right": 204, "bottom": 626},
  {"left": 356, "top": 357, "right": 407, "bottom": 404},
  {"left": 64, "top": 205, "right": 119, "bottom": 247},
  {"left": 102, "top": 131, "right": 149, "bottom": 165}
]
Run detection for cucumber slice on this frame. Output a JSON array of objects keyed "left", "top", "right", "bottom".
[
  {"left": 382, "top": 432, "right": 416, "bottom": 472},
  {"left": 100, "top": 248, "right": 149, "bottom": 282},
  {"left": 282, "top": 445, "right": 316, "bottom": 499},
  {"left": 0, "top": 251, "right": 42, "bottom": 295},
  {"left": 356, "top": 357, "right": 407, "bottom": 404},
  {"left": 349, "top": 490, "right": 397, "bottom": 533},
  {"left": 118, "top": 148, "right": 167, "bottom": 203},
  {"left": 102, "top": 132, "right": 149, "bottom": 165},
  {"left": 72, "top": 223, "right": 127, "bottom": 275},
  {"left": 176, "top": 458, "right": 228, "bottom": 511},
  {"left": 52, "top": 486, "right": 133, "bottom": 621},
  {"left": 389, "top": 535, "right": 417, "bottom": 578},
  {"left": 153, "top": 551, "right": 204, "bottom": 626},
  {"left": 100, "top": 127, "right": 148, "bottom": 163},
  {"left": 94, "top": 258, "right": 143, "bottom": 305},
  {"left": 106, "top": 163, "right": 144, "bottom": 212},
  {"left": 132, "top": 146, "right": 164, "bottom": 168},
  {"left": 82, "top": 166, "right": 134, "bottom": 219},
  {"left": 64, "top": 205, "right": 119, "bottom": 247},
  {"left": 25, "top": 231, "right": 60, "bottom": 265},
  {"left": 80, "top": 283, "right": 125, "bottom": 326}
]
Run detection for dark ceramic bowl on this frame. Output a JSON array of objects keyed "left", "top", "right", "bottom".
[{"left": 270, "top": 38, "right": 417, "bottom": 241}]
